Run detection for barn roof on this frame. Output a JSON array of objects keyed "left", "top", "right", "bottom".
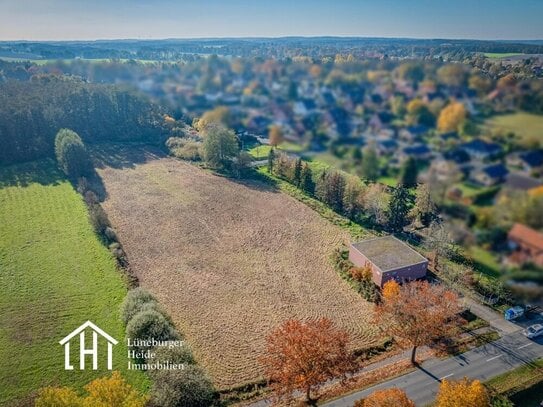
[{"left": 351, "top": 236, "right": 428, "bottom": 272}]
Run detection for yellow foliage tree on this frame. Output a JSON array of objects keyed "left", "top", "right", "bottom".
[
  {"left": 268, "top": 125, "right": 284, "bottom": 147},
  {"left": 35, "top": 387, "right": 83, "bottom": 407},
  {"left": 436, "top": 377, "right": 490, "bottom": 407},
  {"left": 83, "top": 371, "right": 149, "bottom": 407},
  {"left": 437, "top": 102, "right": 467, "bottom": 132},
  {"left": 194, "top": 106, "right": 231, "bottom": 133},
  {"left": 381, "top": 280, "right": 400, "bottom": 300},
  {"left": 35, "top": 372, "right": 148, "bottom": 407},
  {"left": 355, "top": 387, "right": 415, "bottom": 407}
]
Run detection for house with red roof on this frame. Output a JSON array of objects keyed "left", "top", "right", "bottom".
[{"left": 507, "top": 223, "right": 543, "bottom": 267}]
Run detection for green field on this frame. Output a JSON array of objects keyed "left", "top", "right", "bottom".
[
  {"left": 484, "top": 112, "right": 543, "bottom": 148},
  {"left": 0, "top": 160, "right": 148, "bottom": 405},
  {"left": 487, "top": 359, "right": 543, "bottom": 407},
  {"left": 483, "top": 52, "right": 525, "bottom": 59}
]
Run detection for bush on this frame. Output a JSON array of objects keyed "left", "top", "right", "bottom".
[
  {"left": 166, "top": 137, "right": 202, "bottom": 161},
  {"left": 35, "top": 387, "right": 83, "bottom": 407},
  {"left": 151, "top": 344, "right": 196, "bottom": 373},
  {"left": 150, "top": 366, "right": 215, "bottom": 407},
  {"left": 120, "top": 287, "right": 159, "bottom": 325},
  {"left": 54, "top": 129, "right": 93, "bottom": 180},
  {"left": 88, "top": 203, "right": 110, "bottom": 235},
  {"left": 125, "top": 310, "right": 179, "bottom": 350}
]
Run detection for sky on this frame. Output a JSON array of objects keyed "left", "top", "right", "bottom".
[{"left": 1, "top": 0, "right": 542, "bottom": 41}]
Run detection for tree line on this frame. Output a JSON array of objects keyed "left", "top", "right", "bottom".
[{"left": 0, "top": 75, "right": 164, "bottom": 165}]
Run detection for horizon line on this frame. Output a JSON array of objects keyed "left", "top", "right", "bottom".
[{"left": 1, "top": 35, "right": 543, "bottom": 43}]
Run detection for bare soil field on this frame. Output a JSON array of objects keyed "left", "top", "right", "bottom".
[{"left": 96, "top": 146, "right": 382, "bottom": 389}]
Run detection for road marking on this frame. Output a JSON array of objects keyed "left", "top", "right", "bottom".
[
  {"left": 486, "top": 354, "right": 503, "bottom": 362},
  {"left": 519, "top": 343, "right": 533, "bottom": 349},
  {"left": 440, "top": 373, "right": 454, "bottom": 380}
]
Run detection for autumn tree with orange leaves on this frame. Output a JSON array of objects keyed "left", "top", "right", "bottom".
[
  {"left": 436, "top": 377, "right": 490, "bottom": 407},
  {"left": 354, "top": 387, "right": 415, "bottom": 407},
  {"left": 374, "top": 280, "right": 461, "bottom": 365},
  {"left": 260, "top": 318, "right": 356, "bottom": 405}
]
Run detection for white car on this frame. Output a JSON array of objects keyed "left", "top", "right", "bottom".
[{"left": 523, "top": 324, "right": 543, "bottom": 339}]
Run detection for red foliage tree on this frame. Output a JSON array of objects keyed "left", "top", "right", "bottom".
[{"left": 260, "top": 318, "right": 355, "bottom": 405}]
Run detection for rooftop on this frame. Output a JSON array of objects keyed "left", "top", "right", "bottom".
[
  {"left": 504, "top": 173, "right": 543, "bottom": 191},
  {"left": 351, "top": 236, "right": 428, "bottom": 272},
  {"left": 482, "top": 163, "right": 509, "bottom": 179},
  {"left": 509, "top": 223, "right": 543, "bottom": 251}
]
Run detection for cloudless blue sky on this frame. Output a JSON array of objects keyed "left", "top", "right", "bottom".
[{"left": 1, "top": 0, "right": 542, "bottom": 41}]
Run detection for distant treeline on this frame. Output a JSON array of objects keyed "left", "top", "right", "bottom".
[
  {"left": 1, "top": 38, "right": 543, "bottom": 61},
  {"left": 0, "top": 75, "right": 164, "bottom": 165}
]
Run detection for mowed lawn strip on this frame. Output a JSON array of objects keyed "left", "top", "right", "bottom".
[
  {"left": 0, "top": 160, "right": 148, "bottom": 405},
  {"left": 97, "top": 147, "right": 384, "bottom": 390}
]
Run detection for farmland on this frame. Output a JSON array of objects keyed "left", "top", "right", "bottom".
[
  {"left": 0, "top": 160, "right": 148, "bottom": 406},
  {"left": 97, "top": 147, "right": 384, "bottom": 389}
]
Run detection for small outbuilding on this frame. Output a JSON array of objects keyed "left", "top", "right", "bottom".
[{"left": 349, "top": 236, "right": 428, "bottom": 287}]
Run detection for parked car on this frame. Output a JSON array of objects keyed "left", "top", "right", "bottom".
[
  {"left": 523, "top": 324, "right": 543, "bottom": 339},
  {"left": 504, "top": 306, "right": 524, "bottom": 320}
]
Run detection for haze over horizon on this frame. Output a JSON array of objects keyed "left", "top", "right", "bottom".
[{"left": 1, "top": 0, "right": 543, "bottom": 42}]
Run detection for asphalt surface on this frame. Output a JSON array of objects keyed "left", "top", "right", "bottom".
[{"left": 323, "top": 331, "right": 543, "bottom": 407}]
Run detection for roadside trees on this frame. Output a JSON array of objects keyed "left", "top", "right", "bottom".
[
  {"left": 374, "top": 280, "right": 461, "bottom": 365},
  {"left": 354, "top": 388, "right": 415, "bottom": 407},
  {"left": 260, "top": 318, "right": 355, "bottom": 405},
  {"left": 436, "top": 377, "right": 490, "bottom": 407}
]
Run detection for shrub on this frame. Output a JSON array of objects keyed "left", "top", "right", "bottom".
[
  {"left": 125, "top": 310, "right": 179, "bottom": 350},
  {"left": 104, "top": 227, "right": 118, "bottom": 242},
  {"left": 150, "top": 344, "right": 196, "bottom": 375},
  {"left": 120, "top": 287, "right": 158, "bottom": 325},
  {"left": 150, "top": 366, "right": 215, "bottom": 407},
  {"left": 54, "top": 129, "right": 93, "bottom": 180},
  {"left": 35, "top": 387, "right": 83, "bottom": 407},
  {"left": 88, "top": 203, "right": 110, "bottom": 235},
  {"left": 166, "top": 137, "right": 202, "bottom": 161}
]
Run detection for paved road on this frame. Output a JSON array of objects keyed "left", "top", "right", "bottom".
[{"left": 324, "top": 331, "right": 543, "bottom": 407}]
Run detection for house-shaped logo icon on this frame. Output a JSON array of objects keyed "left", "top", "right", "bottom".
[{"left": 59, "top": 321, "right": 118, "bottom": 370}]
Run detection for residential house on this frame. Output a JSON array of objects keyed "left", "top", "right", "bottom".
[
  {"left": 376, "top": 139, "right": 398, "bottom": 155},
  {"left": 507, "top": 223, "right": 543, "bottom": 267},
  {"left": 471, "top": 163, "right": 509, "bottom": 186},
  {"left": 460, "top": 139, "right": 503, "bottom": 161},
  {"left": 503, "top": 172, "right": 543, "bottom": 193},
  {"left": 349, "top": 236, "right": 428, "bottom": 287},
  {"left": 400, "top": 144, "right": 432, "bottom": 161},
  {"left": 399, "top": 125, "right": 429, "bottom": 143},
  {"left": 507, "top": 150, "right": 543, "bottom": 176}
]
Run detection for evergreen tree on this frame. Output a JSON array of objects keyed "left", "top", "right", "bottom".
[
  {"left": 300, "top": 164, "right": 315, "bottom": 195},
  {"left": 268, "top": 147, "right": 275, "bottom": 173},
  {"left": 399, "top": 157, "right": 419, "bottom": 188},
  {"left": 360, "top": 146, "right": 379, "bottom": 181},
  {"left": 387, "top": 185, "right": 413, "bottom": 233},
  {"left": 293, "top": 158, "right": 303, "bottom": 187}
]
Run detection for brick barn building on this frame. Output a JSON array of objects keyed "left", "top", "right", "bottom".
[{"left": 349, "top": 236, "right": 428, "bottom": 287}]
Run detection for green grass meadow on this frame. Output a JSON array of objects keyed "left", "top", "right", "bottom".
[
  {"left": 484, "top": 112, "right": 543, "bottom": 148},
  {"left": 483, "top": 52, "right": 525, "bottom": 59},
  {"left": 0, "top": 160, "right": 148, "bottom": 405}
]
